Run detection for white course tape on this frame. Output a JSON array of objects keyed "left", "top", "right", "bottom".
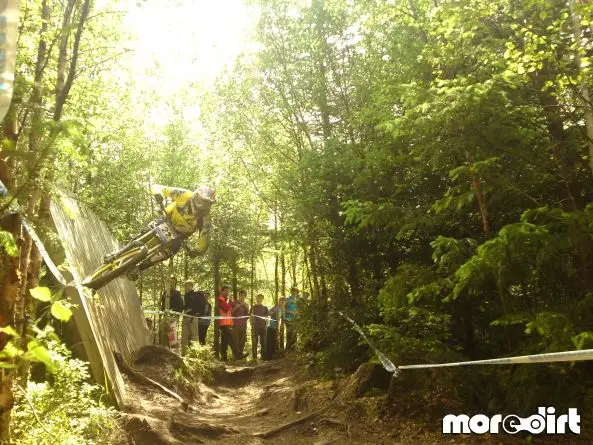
[
  {"left": 144, "top": 309, "right": 274, "bottom": 322},
  {"left": 340, "top": 312, "right": 396, "bottom": 373},
  {"left": 340, "top": 312, "right": 593, "bottom": 374},
  {"left": 398, "top": 349, "right": 593, "bottom": 370}
]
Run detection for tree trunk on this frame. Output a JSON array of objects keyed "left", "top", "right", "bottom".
[
  {"left": 53, "top": 0, "right": 90, "bottom": 122},
  {"left": 231, "top": 257, "right": 238, "bottom": 301},
  {"left": 0, "top": 98, "right": 18, "bottom": 190},
  {"left": 303, "top": 248, "right": 314, "bottom": 297},
  {"left": 15, "top": 0, "right": 50, "bottom": 340},
  {"left": 320, "top": 268, "right": 329, "bottom": 302},
  {"left": 250, "top": 254, "right": 254, "bottom": 307},
  {"left": 535, "top": 70, "right": 583, "bottom": 211},
  {"left": 274, "top": 252, "right": 279, "bottom": 305},
  {"left": 290, "top": 247, "right": 297, "bottom": 288},
  {"left": 347, "top": 258, "right": 361, "bottom": 305},
  {"left": 303, "top": 247, "right": 313, "bottom": 297},
  {"left": 281, "top": 251, "right": 286, "bottom": 297},
  {"left": 0, "top": 212, "right": 21, "bottom": 440},
  {"left": 274, "top": 209, "right": 279, "bottom": 305},
  {"left": 465, "top": 150, "right": 492, "bottom": 236},
  {"left": 534, "top": 67, "right": 592, "bottom": 288},
  {"left": 213, "top": 258, "right": 221, "bottom": 357},
  {"left": 159, "top": 265, "right": 172, "bottom": 347},
  {"left": 308, "top": 244, "right": 321, "bottom": 302},
  {"left": 29, "top": 0, "right": 90, "bottom": 294},
  {"left": 312, "top": 0, "right": 332, "bottom": 142}
]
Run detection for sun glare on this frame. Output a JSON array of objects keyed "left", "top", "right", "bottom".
[
  {"left": 123, "top": 0, "right": 257, "bottom": 89},
  {"left": 107, "top": 0, "right": 259, "bottom": 136}
]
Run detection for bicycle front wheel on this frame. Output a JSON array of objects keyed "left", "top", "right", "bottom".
[{"left": 82, "top": 245, "right": 148, "bottom": 290}]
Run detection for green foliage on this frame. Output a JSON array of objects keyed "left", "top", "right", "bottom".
[
  {"left": 29, "top": 287, "right": 52, "bottom": 302},
  {"left": 297, "top": 299, "right": 369, "bottom": 373},
  {"left": 378, "top": 264, "right": 437, "bottom": 315},
  {"left": 524, "top": 312, "right": 574, "bottom": 351},
  {"left": 0, "top": 230, "right": 17, "bottom": 257},
  {"left": 431, "top": 236, "right": 477, "bottom": 274},
  {"left": 50, "top": 300, "right": 73, "bottom": 322},
  {"left": 572, "top": 331, "right": 593, "bottom": 350},
  {"left": 178, "top": 343, "right": 218, "bottom": 385},
  {"left": 30, "top": 287, "right": 74, "bottom": 322},
  {"left": 10, "top": 0, "right": 593, "bottom": 429},
  {"left": 366, "top": 307, "right": 457, "bottom": 366},
  {"left": 194, "top": 0, "right": 593, "bottom": 419},
  {"left": 2, "top": 287, "right": 74, "bottom": 382},
  {"left": 11, "top": 342, "right": 118, "bottom": 445}
]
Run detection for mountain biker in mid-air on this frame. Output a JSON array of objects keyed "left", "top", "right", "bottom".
[{"left": 102, "top": 183, "right": 216, "bottom": 280}]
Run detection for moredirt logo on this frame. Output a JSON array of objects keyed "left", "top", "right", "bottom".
[{"left": 443, "top": 407, "right": 580, "bottom": 435}]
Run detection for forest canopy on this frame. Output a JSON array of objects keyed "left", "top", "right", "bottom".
[{"left": 3, "top": 0, "right": 593, "bottom": 441}]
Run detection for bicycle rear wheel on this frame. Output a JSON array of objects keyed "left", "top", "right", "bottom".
[{"left": 82, "top": 245, "right": 148, "bottom": 290}]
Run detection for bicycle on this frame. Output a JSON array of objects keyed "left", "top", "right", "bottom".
[{"left": 82, "top": 204, "right": 184, "bottom": 290}]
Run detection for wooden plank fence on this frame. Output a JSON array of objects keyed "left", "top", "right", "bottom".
[{"left": 50, "top": 194, "right": 150, "bottom": 407}]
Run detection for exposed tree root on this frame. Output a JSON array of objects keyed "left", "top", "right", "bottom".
[
  {"left": 114, "top": 351, "right": 188, "bottom": 410},
  {"left": 315, "top": 437, "right": 345, "bottom": 445},
  {"left": 253, "top": 405, "right": 328, "bottom": 438},
  {"left": 123, "top": 413, "right": 193, "bottom": 445},
  {"left": 170, "top": 414, "right": 238, "bottom": 438},
  {"left": 318, "top": 417, "right": 347, "bottom": 429}
]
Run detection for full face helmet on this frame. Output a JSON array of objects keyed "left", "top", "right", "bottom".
[{"left": 191, "top": 185, "right": 216, "bottom": 213}]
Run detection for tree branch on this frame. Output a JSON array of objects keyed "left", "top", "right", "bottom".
[{"left": 54, "top": 0, "right": 91, "bottom": 121}]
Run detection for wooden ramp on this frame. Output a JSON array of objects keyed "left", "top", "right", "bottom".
[{"left": 50, "top": 194, "right": 151, "bottom": 407}]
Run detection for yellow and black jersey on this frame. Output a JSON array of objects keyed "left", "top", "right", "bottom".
[{"left": 150, "top": 184, "right": 211, "bottom": 255}]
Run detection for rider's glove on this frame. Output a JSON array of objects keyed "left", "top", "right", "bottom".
[{"left": 153, "top": 194, "right": 163, "bottom": 205}]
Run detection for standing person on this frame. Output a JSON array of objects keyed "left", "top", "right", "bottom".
[
  {"left": 265, "top": 297, "right": 284, "bottom": 360},
  {"left": 161, "top": 276, "right": 183, "bottom": 348},
  {"left": 284, "top": 287, "right": 299, "bottom": 350},
  {"left": 197, "top": 290, "right": 212, "bottom": 346},
  {"left": 250, "top": 294, "right": 268, "bottom": 360},
  {"left": 218, "top": 285, "right": 240, "bottom": 361},
  {"left": 232, "top": 289, "right": 249, "bottom": 358},
  {"left": 161, "top": 276, "right": 183, "bottom": 313},
  {"left": 181, "top": 279, "right": 200, "bottom": 354}
]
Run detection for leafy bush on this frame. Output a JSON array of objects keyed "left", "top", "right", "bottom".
[
  {"left": 367, "top": 307, "right": 458, "bottom": 367},
  {"left": 296, "top": 295, "right": 371, "bottom": 374},
  {"left": 11, "top": 342, "right": 118, "bottom": 445},
  {"left": 178, "top": 343, "right": 218, "bottom": 385}
]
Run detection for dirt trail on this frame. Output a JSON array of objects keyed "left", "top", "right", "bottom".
[
  {"left": 118, "top": 350, "right": 591, "bottom": 445},
  {"left": 119, "top": 351, "right": 396, "bottom": 445}
]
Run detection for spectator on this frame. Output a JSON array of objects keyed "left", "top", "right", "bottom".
[
  {"left": 250, "top": 294, "right": 268, "bottom": 360},
  {"left": 161, "top": 276, "right": 183, "bottom": 313},
  {"left": 197, "top": 290, "right": 212, "bottom": 345},
  {"left": 218, "top": 285, "right": 240, "bottom": 361},
  {"left": 265, "top": 297, "right": 284, "bottom": 360},
  {"left": 284, "top": 287, "right": 299, "bottom": 350},
  {"left": 181, "top": 279, "right": 200, "bottom": 354},
  {"left": 161, "top": 276, "right": 183, "bottom": 348},
  {"left": 232, "top": 289, "right": 249, "bottom": 358}
]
